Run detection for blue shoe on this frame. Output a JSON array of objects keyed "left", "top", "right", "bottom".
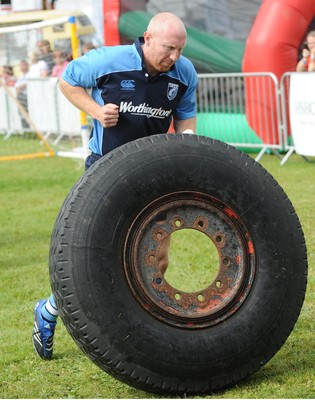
[{"left": 32, "top": 300, "right": 56, "bottom": 360}]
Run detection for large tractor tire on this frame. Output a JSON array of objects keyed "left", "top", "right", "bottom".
[{"left": 50, "top": 134, "right": 307, "bottom": 396}]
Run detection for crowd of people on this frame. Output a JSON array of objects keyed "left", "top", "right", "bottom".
[
  {"left": 0, "top": 39, "right": 96, "bottom": 126},
  {"left": 1, "top": 30, "right": 314, "bottom": 102},
  {"left": 0, "top": 39, "right": 96, "bottom": 88}
]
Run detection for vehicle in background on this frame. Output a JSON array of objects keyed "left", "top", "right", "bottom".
[{"left": 0, "top": 9, "right": 101, "bottom": 67}]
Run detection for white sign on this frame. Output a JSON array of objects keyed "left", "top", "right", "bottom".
[
  {"left": 11, "top": 0, "right": 42, "bottom": 12},
  {"left": 289, "top": 73, "right": 315, "bottom": 156}
]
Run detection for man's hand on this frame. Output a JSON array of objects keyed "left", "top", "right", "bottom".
[
  {"left": 59, "top": 78, "right": 120, "bottom": 128},
  {"left": 95, "top": 103, "right": 119, "bottom": 128},
  {"left": 173, "top": 117, "right": 196, "bottom": 134}
]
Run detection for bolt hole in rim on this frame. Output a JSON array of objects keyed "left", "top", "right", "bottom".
[{"left": 124, "top": 192, "right": 255, "bottom": 329}]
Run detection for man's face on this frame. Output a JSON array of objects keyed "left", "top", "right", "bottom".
[
  {"left": 144, "top": 31, "right": 186, "bottom": 74},
  {"left": 40, "top": 43, "right": 51, "bottom": 54}
]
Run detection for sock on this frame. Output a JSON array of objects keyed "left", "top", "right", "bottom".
[{"left": 41, "top": 294, "right": 59, "bottom": 323}]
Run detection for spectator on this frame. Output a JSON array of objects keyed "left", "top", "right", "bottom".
[
  {"left": 296, "top": 30, "right": 315, "bottom": 72},
  {"left": 15, "top": 59, "right": 30, "bottom": 91},
  {"left": 36, "top": 39, "right": 55, "bottom": 74},
  {"left": 0, "top": 65, "right": 16, "bottom": 87},
  {"left": 81, "top": 42, "right": 96, "bottom": 55},
  {"left": 51, "top": 49, "right": 69, "bottom": 78},
  {"left": 28, "top": 52, "right": 49, "bottom": 78},
  {"left": 15, "top": 60, "right": 30, "bottom": 128}
]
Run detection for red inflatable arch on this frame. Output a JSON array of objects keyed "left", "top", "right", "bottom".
[{"left": 242, "top": 0, "right": 315, "bottom": 144}]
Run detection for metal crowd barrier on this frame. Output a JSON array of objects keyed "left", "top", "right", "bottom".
[
  {"left": 0, "top": 78, "right": 81, "bottom": 143},
  {"left": 0, "top": 86, "right": 23, "bottom": 135},
  {"left": 196, "top": 72, "right": 284, "bottom": 161},
  {"left": 0, "top": 73, "right": 301, "bottom": 163}
]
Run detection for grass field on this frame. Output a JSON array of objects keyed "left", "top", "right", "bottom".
[{"left": 0, "top": 150, "right": 314, "bottom": 399}]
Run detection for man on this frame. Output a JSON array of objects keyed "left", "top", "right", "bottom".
[
  {"left": 36, "top": 39, "right": 55, "bottom": 75},
  {"left": 32, "top": 12, "right": 198, "bottom": 360}
]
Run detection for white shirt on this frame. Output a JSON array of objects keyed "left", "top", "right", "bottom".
[{"left": 28, "top": 60, "right": 49, "bottom": 78}]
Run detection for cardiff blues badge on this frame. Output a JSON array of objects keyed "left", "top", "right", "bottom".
[{"left": 167, "top": 83, "right": 179, "bottom": 101}]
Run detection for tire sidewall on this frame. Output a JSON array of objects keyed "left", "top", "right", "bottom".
[{"left": 50, "top": 134, "right": 307, "bottom": 391}]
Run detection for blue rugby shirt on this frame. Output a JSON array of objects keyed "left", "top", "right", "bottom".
[{"left": 62, "top": 37, "right": 198, "bottom": 155}]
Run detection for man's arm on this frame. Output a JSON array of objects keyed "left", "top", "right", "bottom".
[
  {"left": 173, "top": 117, "right": 196, "bottom": 133},
  {"left": 59, "top": 77, "right": 119, "bottom": 128}
]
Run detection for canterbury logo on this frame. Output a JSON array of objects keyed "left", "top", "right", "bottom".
[
  {"left": 120, "top": 80, "right": 135, "bottom": 91},
  {"left": 119, "top": 101, "right": 172, "bottom": 119}
]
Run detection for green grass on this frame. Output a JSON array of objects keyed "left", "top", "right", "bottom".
[
  {"left": 0, "top": 133, "right": 83, "bottom": 158},
  {"left": 0, "top": 152, "right": 314, "bottom": 399},
  {"left": 0, "top": 134, "right": 44, "bottom": 156}
]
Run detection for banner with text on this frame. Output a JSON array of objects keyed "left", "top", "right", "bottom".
[{"left": 289, "top": 73, "right": 315, "bottom": 156}]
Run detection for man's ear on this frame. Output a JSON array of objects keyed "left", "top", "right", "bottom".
[{"left": 143, "top": 31, "right": 151, "bottom": 46}]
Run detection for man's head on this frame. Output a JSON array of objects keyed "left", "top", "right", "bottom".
[
  {"left": 142, "top": 12, "right": 187, "bottom": 75},
  {"left": 37, "top": 39, "right": 52, "bottom": 54}
]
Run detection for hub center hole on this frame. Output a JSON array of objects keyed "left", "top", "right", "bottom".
[{"left": 164, "top": 229, "right": 220, "bottom": 293}]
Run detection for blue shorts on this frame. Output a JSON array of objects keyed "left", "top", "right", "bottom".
[{"left": 85, "top": 152, "right": 102, "bottom": 170}]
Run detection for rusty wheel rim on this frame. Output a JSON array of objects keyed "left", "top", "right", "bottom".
[{"left": 123, "top": 192, "right": 255, "bottom": 329}]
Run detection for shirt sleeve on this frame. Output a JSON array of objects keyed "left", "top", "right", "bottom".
[
  {"left": 173, "top": 58, "right": 198, "bottom": 120},
  {"left": 61, "top": 47, "right": 106, "bottom": 88}
]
